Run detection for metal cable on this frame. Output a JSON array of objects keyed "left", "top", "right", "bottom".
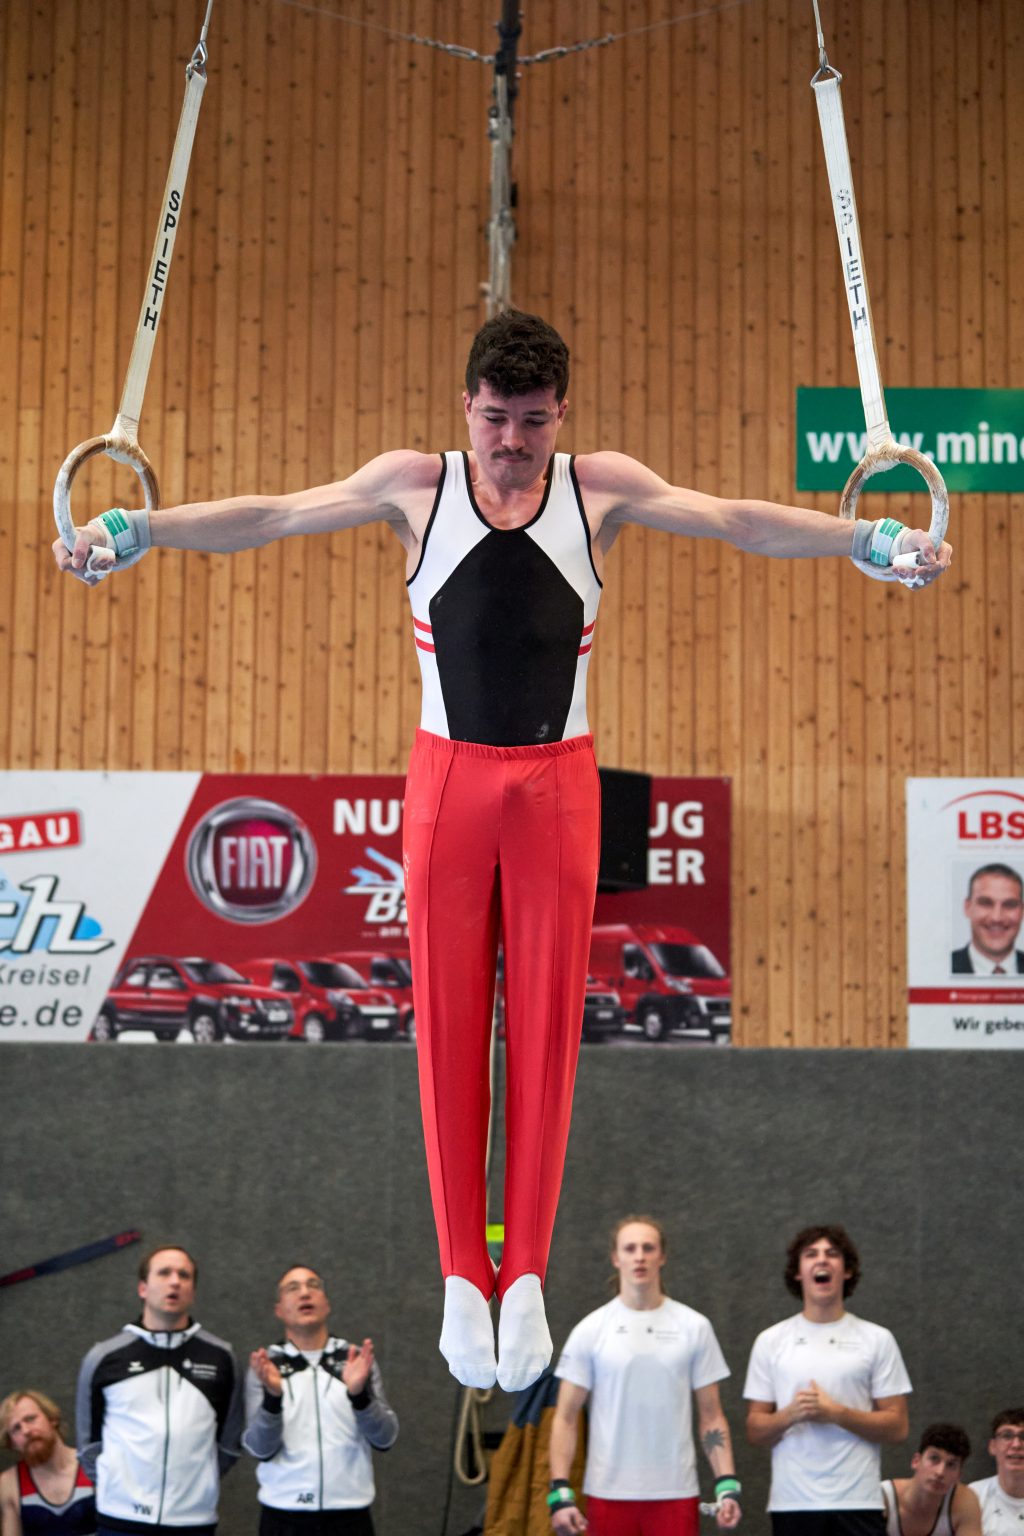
[{"left": 271, "top": 0, "right": 753, "bottom": 65}]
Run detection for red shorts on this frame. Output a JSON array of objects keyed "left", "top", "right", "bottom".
[{"left": 585, "top": 1496, "right": 700, "bottom": 1536}]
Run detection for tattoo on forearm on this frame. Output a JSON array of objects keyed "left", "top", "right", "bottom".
[{"left": 702, "top": 1428, "right": 726, "bottom": 1456}]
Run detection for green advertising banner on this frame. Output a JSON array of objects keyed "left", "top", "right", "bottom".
[{"left": 796, "top": 388, "right": 1024, "bottom": 492}]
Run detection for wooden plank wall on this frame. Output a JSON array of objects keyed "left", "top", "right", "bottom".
[{"left": 1, "top": 0, "right": 1021, "bottom": 1046}]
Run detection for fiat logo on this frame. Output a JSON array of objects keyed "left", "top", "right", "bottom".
[{"left": 186, "top": 798, "right": 317, "bottom": 924}]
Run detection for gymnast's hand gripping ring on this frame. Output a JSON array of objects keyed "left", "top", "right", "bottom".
[
  {"left": 53, "top": 429, "right": 160, "bottom": 577},
  {"left": 839, "top": 442, "right": 949, "bottom": 586}
]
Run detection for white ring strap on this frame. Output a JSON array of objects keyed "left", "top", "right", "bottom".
[
  {"left": 811, "top": 71, "right": 889, "bottom": 452},
  {"left": 53, "top": 6, "right": 213, "bottom": 557},
  {"left": 809, "top": 8, "right": 950, "bottom": 579}
]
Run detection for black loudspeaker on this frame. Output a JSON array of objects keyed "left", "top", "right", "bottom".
[{"left": 597, "top": 768, "right": 651, "bottom": 892}]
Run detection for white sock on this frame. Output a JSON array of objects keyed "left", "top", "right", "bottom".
[
  {"left": 439, "top": 1276, "right": 497, "bottom": 1388},
  {"left": 496, "top": 1273, "right": 552, "bottom": 1393}
]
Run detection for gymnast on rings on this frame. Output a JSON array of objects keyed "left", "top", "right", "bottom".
[{"left": 52, "top": 310, "right": 952, "bottom": 1394}]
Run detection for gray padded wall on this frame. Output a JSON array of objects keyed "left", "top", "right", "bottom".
[{"left": 1, "top": 1046, "right": 1019, "bottom": 1535}]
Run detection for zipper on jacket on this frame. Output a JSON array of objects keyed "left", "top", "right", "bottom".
[
  {"left": 314, "top": 1368, "right": 324, "bottom": 1510},
  {"left": 156, "top": 1362, "right": 172, "bottom": 1524}
]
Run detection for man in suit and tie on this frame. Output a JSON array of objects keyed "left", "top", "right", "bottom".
[{"left": 951, "top": 864, "right": 1024, "bottom": 975}]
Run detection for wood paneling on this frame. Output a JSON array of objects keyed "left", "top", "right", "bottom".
[{"left": 1, "top": 0, "right": 1020, "bottom": 1045}]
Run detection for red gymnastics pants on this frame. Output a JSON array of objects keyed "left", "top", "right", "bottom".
[{"left": 403, "top": 729, "right": 601, "bottom": 1301}]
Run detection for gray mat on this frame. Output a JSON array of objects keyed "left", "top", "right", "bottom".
[{"left": 0, "top": 1045, "right": 1018, "bottom": 1534}]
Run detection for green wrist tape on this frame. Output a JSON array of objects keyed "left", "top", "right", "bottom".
[
  {"left": 715, "top": 1477, "right": 742, "bottom": 1497},
  {"left": 546, "top": 1486, "right": 577, "bottom": 1510},
  {"left": 869, "top": 516, "right": 906, "bottom": 566},
  {"left": 97, "top": 506, "right": 152, "bottom": 561}
]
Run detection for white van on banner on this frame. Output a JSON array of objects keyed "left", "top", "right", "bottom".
[{"left": 906, "top": 778, "right": 1024, "bottom": 1048}]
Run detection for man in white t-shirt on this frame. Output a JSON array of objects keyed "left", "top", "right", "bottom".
[
  {"left": 548, "top": 1215, "right": 742, "bottom": 1536},
  {"left": 968, "top": 1409, "right": 1024, "bottom": 1535},
  {"left": 744, "top": 1223, "right": 911, "bottom": 1536}
]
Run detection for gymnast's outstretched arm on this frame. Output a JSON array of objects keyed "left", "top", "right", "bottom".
[
  {"left": 51, "top": 448, "right": 441, "bottom": 585},
  {"left": 575, "top": 450, "right": 952, "bottom": 588}
]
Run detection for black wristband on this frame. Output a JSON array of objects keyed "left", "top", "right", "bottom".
[
  {"left": 347, "top": 1386, "right": 372, "bottom": 1409},
  {"left": 262, "top": 1389, "right": 283, "bottom": 1414}
]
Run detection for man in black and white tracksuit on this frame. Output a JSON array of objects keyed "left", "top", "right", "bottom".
[
  {"left": 76, "top": 1245, "right": 242, "bottom": 1536},
  {"left": 243, "top": 1265, "right": 399, "bottom": 1536}
]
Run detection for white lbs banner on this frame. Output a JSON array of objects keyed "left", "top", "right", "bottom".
[{"left": 906, "top": 778, "right": 1024, "bottom": 1048}]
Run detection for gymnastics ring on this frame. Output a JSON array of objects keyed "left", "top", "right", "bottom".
[
  {"left": 53, "top": 428, "right": 160, "bottom": 577},
  {"left": 838, "top": 442, "right": 949, "bottom": 586}
]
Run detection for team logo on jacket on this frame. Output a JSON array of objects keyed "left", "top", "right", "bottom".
[
  {"left": 186, "top": 799, "right": 317, "bottom": 924},
  {"left": 181, "top": 1358, "right": 218, "bottom": 1379}
]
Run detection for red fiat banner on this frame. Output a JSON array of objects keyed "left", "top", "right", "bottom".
[{"left": 0, "top": 773, "right": 729, "bottom": 1045}]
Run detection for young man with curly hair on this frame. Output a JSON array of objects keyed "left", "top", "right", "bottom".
[{"left": 744, "top": 1224, "right": 912, "bottom": 1536}]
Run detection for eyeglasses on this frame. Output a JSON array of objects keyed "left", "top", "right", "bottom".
[
  {"left": 994, "top": 1431, "right": 1024, "bottom": 1445},
  {"left": 280, "top": 1278, "right": 325, "bottom": 1295}
]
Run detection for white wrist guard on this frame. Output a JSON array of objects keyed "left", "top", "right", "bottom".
[
  {"left": 851, "top": 516, "right": 907, "bottom": 567},
  {"left": 91, "top": 508, "right": 151, "bottom": 570},
  {"left": 95, "top": 507, "right": 152, "bottom": 561}
]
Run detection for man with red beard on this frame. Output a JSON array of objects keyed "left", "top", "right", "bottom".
[
  {"left": 0, "top": 1390, "right": 96, "bottom": 1535},
  {"left": 744, "top": 1224, "right": 912, "bottom": 1536}
]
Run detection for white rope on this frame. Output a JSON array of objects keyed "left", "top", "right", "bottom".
[{"left": 271, "top": 0, "right": 753, "bottom": 66}]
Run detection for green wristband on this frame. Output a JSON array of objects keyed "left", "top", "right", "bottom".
[
  {"left": 715, "top": 1476, "right": 742, "bottom": 1501},
  {"left": 546, "top": 1486, "right": 577, "bottom": 1510}
]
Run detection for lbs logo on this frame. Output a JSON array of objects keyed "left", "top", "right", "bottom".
[
  {"left": 943, "top": 789, "right": 1024, "bottom": 842},
  {"left": 186, "top": 799, "right": 317, "bottom": 924}
]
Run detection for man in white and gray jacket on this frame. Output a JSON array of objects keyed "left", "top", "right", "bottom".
[
  {"left": 243, "top": 1265, "right": 398, "bottom": 1536},
  {"left": 76, "top": 1244, "right": 242, "bottom": 1536}
]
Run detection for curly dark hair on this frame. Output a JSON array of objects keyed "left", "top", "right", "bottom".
[
  {"left": 783, "top": 1224, "right": 860, "bottom": 1299},
  {"left": 917, "top": 1423, "right": 971, "bottom": 1462},
  {"left": 465, "top": 310, "right": 570, "bottom": 401}
]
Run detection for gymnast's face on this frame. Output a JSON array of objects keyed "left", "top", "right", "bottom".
[{"left": 463, "top": 381, "right": 568, "bottom": 493}]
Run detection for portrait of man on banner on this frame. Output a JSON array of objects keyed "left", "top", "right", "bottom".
[{"left": 950, "top": 862, "right": 1024, "bottom": 976}]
